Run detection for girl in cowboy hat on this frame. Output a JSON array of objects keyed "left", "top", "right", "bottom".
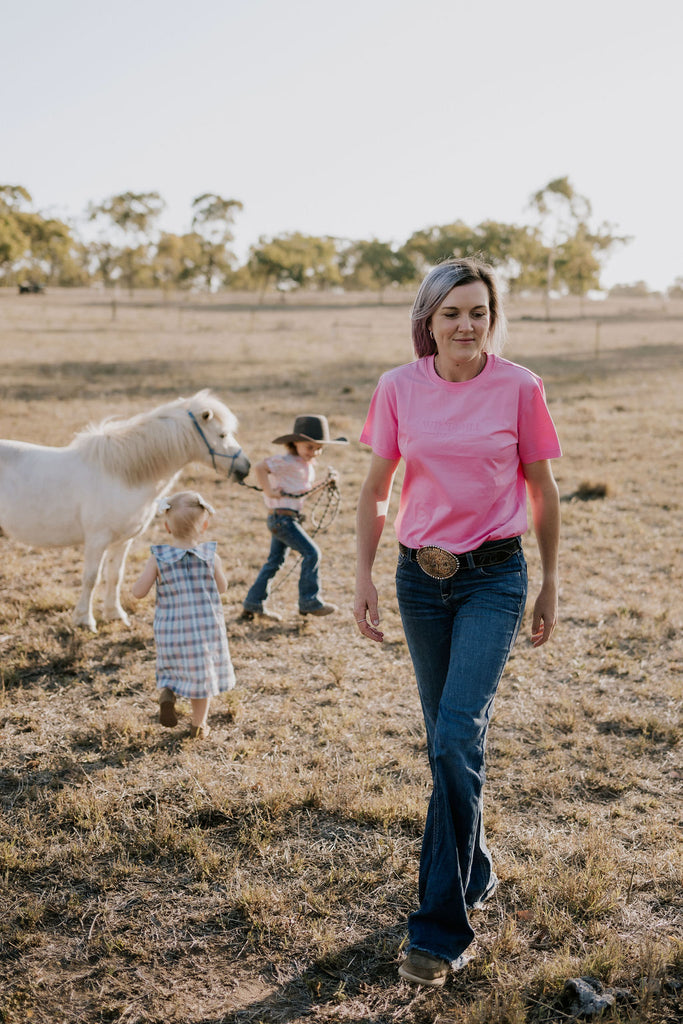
[{"left": 242, "top": 415, "right": 347, "bottom": 621}]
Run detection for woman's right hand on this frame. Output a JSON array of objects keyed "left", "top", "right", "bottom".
[
  {"left": 354, "top": 580, "right": 384, "bottom": 642},
  {"left": 354, "top": 453, "right": 398, "bottom": 645}
]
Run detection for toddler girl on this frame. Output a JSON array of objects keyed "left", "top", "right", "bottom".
[
  {"left": 242, "top": 414, "right": 347, "bottom": 620},
  {"left": 132, "top": 490, "right": 235, "bottom": 738}
]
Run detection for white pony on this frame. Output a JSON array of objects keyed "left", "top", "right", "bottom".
[{"left": 0, "top": 390, "right": 250, "bottom": 631}]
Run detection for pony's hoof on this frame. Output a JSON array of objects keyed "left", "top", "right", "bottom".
[
  {"left": 102, "top": 609, "right": 130, "bottom": 627},
  {"left": 74, "top": 618, "right": 97, "bottom": 633}
]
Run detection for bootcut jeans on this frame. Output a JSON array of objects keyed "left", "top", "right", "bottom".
[
  {"left": 395, "top": 544, "right": 527, "bottom": 964},
  {"left": 244, "top": 512, "right": 324, "bottom": 612}
]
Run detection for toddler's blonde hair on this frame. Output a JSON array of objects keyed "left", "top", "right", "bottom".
[{"left": 159, "top": 490, "right": 214, "bottom": 542}]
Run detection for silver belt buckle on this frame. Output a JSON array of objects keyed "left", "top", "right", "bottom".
[{"left": 416, "top": 546, "right": 460, "bottom": 579}]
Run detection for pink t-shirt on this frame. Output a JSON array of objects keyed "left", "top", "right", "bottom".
[
  {"left": 262, "top": 453, "right": 315, "bottom": 511},
  {"left": 359, "top": 354, "right": 562, "bottom": 552}
]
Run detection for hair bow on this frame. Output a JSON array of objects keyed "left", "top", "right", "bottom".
[
  {"left": 197, "top": 497, "right": 215, "bottom": 515},
  {"left": 156, "top": 497, "right": 171, "bottom": 514}
]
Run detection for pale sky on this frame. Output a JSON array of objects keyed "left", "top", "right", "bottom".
[{"left": 3, "top": 0, "right": 681, "bottom": 291}]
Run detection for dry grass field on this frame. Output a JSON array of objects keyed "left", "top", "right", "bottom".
[{"left": 0, "top": 287, "right": 681, "bottom": 1024}]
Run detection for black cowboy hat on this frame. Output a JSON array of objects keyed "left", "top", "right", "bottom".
[{"left": 272, "top": 415, "right": 348, "bottom": 446}]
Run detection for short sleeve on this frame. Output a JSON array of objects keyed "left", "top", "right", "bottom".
[
  {"left": 359, "top": 374, "right": 401, "bottom": 460},
  {"left": 518, "top": 377, "right": 562, "bottom": 464}
]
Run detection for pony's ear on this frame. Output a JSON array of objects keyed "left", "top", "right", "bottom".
[{"left": 201, "top": 409, "right": 214, "bottom": 422}]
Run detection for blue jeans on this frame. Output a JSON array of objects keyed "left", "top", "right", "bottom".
[
  {"left": 244, "top": 513, "right": 323, "bottom": 612},
  {"left": 396, "top": 545, "right": 527, "bottom": 963}
]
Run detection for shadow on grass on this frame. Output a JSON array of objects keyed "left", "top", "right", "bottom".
[
  {"left": 195, "top": 926, "right": 411, "bottom": 1024},
  {"left": 0, "top": 629, "right": 149, "bottom": 692},
  {"left": 0, "top": 722, "right": 196, "bottom": 809}
]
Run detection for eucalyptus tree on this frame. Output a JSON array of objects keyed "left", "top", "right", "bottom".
[
  {"left": 402, "top": 218, "right": 548, "bottom": 295},
  {"left": 0, "top": 186, "right": 32, "bottom": 283},
  {"left": 474, "top": 220, "right": 547, "bottom": 293},
  {"left": 0, "top": 184, "right": 33, "bottom": 222},
  {"left": 341, "top": 239, "right": 416, "bottom": 299},
  {"left": 191, "top": 193, "right": 243, "bottom": 290},
  {"left": 0, "top": 215, "right": 27, "bottom": 283},
  {"left": 530, "top": 176, "right": 584, "bottom": 316},
  {"left": 553, "top": 223, "right": 602, "bottom": 310},
  {"left": 247, "top": 232, "right": 341, "bottom": 299},
  {"left": 18, "top": 214, "right": 84, "bottom": 285},
  {"left": 88, "top": 191, "right": 166, "bottom": 235},
  {"left": 529, "top": 176, "right": 627, "bottom": 315},
  {"left": 87, "top": 191, "right": 166, "bottom": 293},
  {"left": 0, "top": 186, "right": 82, "bottom": 285},
  {"left": 152, "top": 232, "right": 205, "bottom": 294},
  {"left": 403, "top": 221, "right": 479, "bottom": 274}
]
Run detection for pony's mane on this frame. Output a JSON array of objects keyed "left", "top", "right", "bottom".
[{"left": 72, "top": 391, "right": 234, "bottom": 486}]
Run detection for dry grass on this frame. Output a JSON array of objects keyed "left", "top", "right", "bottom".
[{"left": 0, "top": 288, "right": 681, "bottom": 1023}]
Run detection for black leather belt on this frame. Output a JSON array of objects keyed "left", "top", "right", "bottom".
[
  {"left": 271, "top": 508, "right": 302, "bottom": 518},
  {"left": 398, "top": 537, "right": 521, "bottom": 579}
]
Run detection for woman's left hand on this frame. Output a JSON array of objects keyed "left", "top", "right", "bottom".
[
  {"left": 523, "top": 460, "right": 560, "bottom": 649},
  {"left": 530, "top": 581, "right": 558, "bottom": 647}
]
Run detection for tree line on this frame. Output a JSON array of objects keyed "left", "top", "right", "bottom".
[{"left": 1, "top": 177, "right": 674, "bottom": 302}]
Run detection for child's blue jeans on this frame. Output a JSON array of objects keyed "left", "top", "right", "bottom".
[{"left": 244, "top": 512, "right": 324, "bottom": 612}]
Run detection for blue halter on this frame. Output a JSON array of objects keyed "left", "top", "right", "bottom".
[{"left": 187, "top": 410, "right": 244, "bottom": 478}]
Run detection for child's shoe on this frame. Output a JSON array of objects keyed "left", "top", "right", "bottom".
[
  {"left": 159, "top": 687, "right": 178, "bottom": 727},
  {"left": 299, "top": 602, "right": 337, "bottom": 617},
  {"left": 240, "top": 604, "right": 282, "bottom": 622}
]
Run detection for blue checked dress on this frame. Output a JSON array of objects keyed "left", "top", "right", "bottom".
[{"left": 152, "top": 542, "right": 235, "bottom": 698}]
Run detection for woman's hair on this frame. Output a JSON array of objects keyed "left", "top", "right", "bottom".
[
  {"left": 410, "top": 256, "right": 507, "bottom": 358},
  {"left": 162, "top": 490, "right": 213, "bottom": 542}
]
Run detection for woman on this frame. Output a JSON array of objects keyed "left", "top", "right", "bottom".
[{"left": 354, "top": 257, "right": 561, "bottom": 987}]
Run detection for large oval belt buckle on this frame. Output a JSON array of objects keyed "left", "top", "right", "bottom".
[{"left": 416, "top": 546, "right": 460, "bottom": 579}]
